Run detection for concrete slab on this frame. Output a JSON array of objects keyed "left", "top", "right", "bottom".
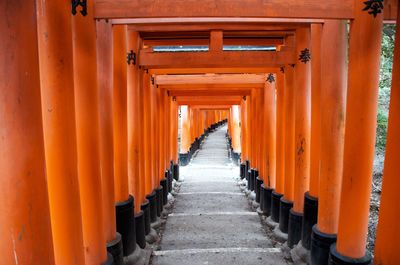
[{"left": 151, "top": 125, "right": 291, "bottom": 265}]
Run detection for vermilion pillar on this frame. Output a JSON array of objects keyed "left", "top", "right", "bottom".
[
  {"left": 127, "top": 30, "right": 141, "bottom": 212},
  {"left": 113, "top": 25, "right": 136, "bottom": 257},
  {"left": 72, "top": 1, "right": 108, "bottom": 263},
  {"left": 150, "top": 75, "right": 157, "bottom": 190},
  {"left": 332, "top": 1, "right": 383, "bottom": 263},
  {"left": 279, "top": 65, "right": 295, "bottom": 235},
  {"left": 264, "top": 77, "right": 277, "bottom": 188},
  {"left": 310, "top": 20, "right": 347, "bottom": 264},
  {"left": 179, "top": 105, "right": 191, "bottom": 166},
  {"left": 96, "top": 19, "right": 121, "bottom": 260},
  {"left": 260, "top": 75, "right": 277, "bottom": 217},
  {"left": 37, "top": 0, "right": 85, "bottom": 264},
  {"left": 374, "top": 6, "right": 400, "bottom": 264},
  {"left": 271, "top": 72, "right": 285, "bottom": 223},
  {"left": 240, "top": 100, "right": 247, "bottom": 161},
  {"left": 301, "top": 23, "right": 323, "bottom": 251},
  {"left": 231, "top": 105, "right": 241, "bottom": 164},
  {"left": 288, "top": 27, "right": 312, "bottom": 248},
  {"left": 0, "top": 2, "right": 54, "bottom": 263},
  {"left": 309, "top": 23, "right": 322, "bottom": 199},
  {"left": 170, "top": 99, "right": 179, "bottom": 164},
  {"left": 275, "top": 72, "right": 285, "bottom": 195},
  {"left": 231, "top": 106, "right": 241, "bottom": 153},
  {"left": 113, "top": 25, "right": 129, "bottom": 203},
  {"left": 143, "top": 71, "right": 152, "bottom": 195}
]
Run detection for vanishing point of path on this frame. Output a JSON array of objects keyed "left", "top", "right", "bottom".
[{"left": 151, "top": 125, "right": 290, "bottom": 265}]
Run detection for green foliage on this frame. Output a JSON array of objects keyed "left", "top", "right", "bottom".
[{"left": 376, "top": 24, "right": 396, "bottom": 154}]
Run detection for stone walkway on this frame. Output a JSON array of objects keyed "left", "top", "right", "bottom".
[{"left": 151, "top": 125, "right": 290, "bottom": 265}]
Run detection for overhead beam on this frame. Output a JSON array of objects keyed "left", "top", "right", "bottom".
[
  {"left": 142, "top": 38, "right": 284, "bottom": 47},
  {"left": 168, "top": 89, "right": 251, "bottom": 97},
  {"left": 156, "top": 74, "right": 267, "bottom": 85},
  {"left": 94, "top": 0, "right": 354, "bottom": 19},
  {"left": 176, "top": 95, "right": 242, "bottom": 105},
  {"left": 140, "top": 50, "right": 294, "bottom": 68},
  {"left": 178, "top": 100, "right": 241, "bottom": 105},
  {"left": 190, "top": 105, "right": 232, "bottom": 110},
  {"left": 150, "top": 67, "right": 279, "bottom": 74}
]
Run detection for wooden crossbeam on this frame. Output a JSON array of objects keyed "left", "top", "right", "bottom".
[
  {"left": 95, "top": 0, "right": 397, "bottom": 21},
  {"left": 176, "top": 95, "right": 242, "bottom": 105},
  {"left": 168, "top": 89, "right": 252, "bottom": 97},
  {"left": 140, "top": 50, "right": 294, "bottom": 68},
  {"left": 94, "top": 0, "right": 354, "bottom": 19},
  {"left": 142, "top": 38, "right": 284, "bottom": 47},
  {"left": 156, "top": 74, "right": 267, "bottom": 85},
  {"left": 190, "top": 105, "right": 232, "bottom": 110},
  {"left": 150, "top": 68, "right": 279, "bottom": 74}
]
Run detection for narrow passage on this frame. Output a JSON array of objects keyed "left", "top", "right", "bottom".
[{"left": 152, "top": 125, "right": 290, "bottom": 265}]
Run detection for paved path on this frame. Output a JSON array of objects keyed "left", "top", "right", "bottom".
[{"left": 152, "top": 125, "right": 289, "bottom": 265}]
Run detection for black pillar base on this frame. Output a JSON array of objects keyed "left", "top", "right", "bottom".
[
  {"left": 329, "top": 244, "right": 372, "bottom": 265},
  {"left": 146, "top": 191, "right": 157, "bottom": 223},
  {"left": 302, "top": 192, "right": 319, "bottom": 250},
  {"left": 155, "top": 185, "right": 163, "bottom": 217},
  {"left": 168, "top": 170, "right": 173, "bottom": 193},
  {"left": 255, "top": 177, "right": 263, "bottom": 203},
  {"left": 240, "top": 163, "right": 246, "bottom": 179},
  {"left": 179, "top": 152, "right": 190, "bottom": 166},
  {"left": 173, "top": 164, "right": 179, "bottom": 181},
  {"left": 232, "top": 151, "right": 241, "bottom": 165},
  {"left": 160, "top": 177, "right": 168, "bottom": 206},
  {"left": 245, "top": 160, "right": 250, "bottom": 180},
  {"left": 135, "top": 211, "right": 146, "bottom": 249},
  {"left": 115, "top": 195, "right": 136, "bottom": 256},
  {"left": 288, "top": 209, "right": 303, "bottom": 248},
  {"left": 271, "top": 191, "right": 283, "bottom": 223},
  {"left": 103, "top": 252, "right": 114, "bottom": 265},
  {"left": 140, "top": 200, "right": 150, "bottom": 235},
  {"left": 279, "top": 197, "right": 293, "bottom": 233},
  {"left": 261, "top": 185, "right": 273, "bottom": 216},
  {"left": 106, "top": 232, "right": 123, "bottom": 265},
  {"left": 247, "top": 169, "right": 252, "bottom": 190},
  {"left": 310, "top": 225, "right": 336, "bottom": 265}
]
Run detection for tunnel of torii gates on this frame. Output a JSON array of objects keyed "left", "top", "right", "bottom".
[{"left": 4, "top": 0, "right": 400, "bottom": 265}]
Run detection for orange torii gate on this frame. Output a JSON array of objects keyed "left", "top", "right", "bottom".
[{"left": 2, "top": 1, "right": 400, "bottom": 265}]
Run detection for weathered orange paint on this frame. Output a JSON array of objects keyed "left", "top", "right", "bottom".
[
  {"left": 96, "top": 20, "right": 117, "bottom": 243},
  {"left": 72, "top": 0, "right": 107, "bottom": 262},
  {"left": 374, "top": 7, "right": 400, "bottom": 264},
  {"left": 275, "top": 72, "right": 285, "bottom": 194},
  {"left": 283, "top": 66, "right": 295, "bottom": 202},
  {"left": 293, "top": 27, "right": 312, "bottom": 214},
  {"left": 309, "top": 23, "right": 322, "bottom": 198},
  {"left": 317, "top": 20, "right": 347, "bottom": 235},
  {"left": 113, "top": 25, "right": 129, "bottom": 202},
  {"left": 36, "top": 0, "right": 85, "bottom": 263},
  {"left": 0, "top": 1, "right": 55, "bottom": 263},
  {"left": 336, "top": 1, "right": 383, "bottom": 258}
]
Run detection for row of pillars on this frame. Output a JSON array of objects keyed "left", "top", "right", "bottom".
[
  {"left": 1, "top": 1, "right": 183, "bottom": 264},
  {"left": 238, "top": 7, "right": 400, "bottom": 265},
  {"left": 179, "top": 107, "right": 229, "bottom": 165}
]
